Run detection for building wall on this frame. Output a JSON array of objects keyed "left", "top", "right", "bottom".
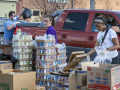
[
  {"left": 16, "top": 0, "right": 23, "bottom": 15},
  {"left": 95, "top": 0, "right": 120, "bottom": 10},
  {"left": 0, "top": 1, "right": 16, "bottom": 17}
]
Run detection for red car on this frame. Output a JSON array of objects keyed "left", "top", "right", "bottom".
[{"left": 16, "top": 9, "right": 120, "bottom": 62}]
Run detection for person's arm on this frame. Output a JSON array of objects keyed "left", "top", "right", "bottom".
[
  {"left": 87, "top": 40, "right": 99, "bottom": 55},
  {"left": 7, "top": 24, "right": 15, "bottom": 30},
  {"left": 17, "top": 11, "right": 23, "bottom": 18},
  {"left": 7, "top": 22, "right": 21, "bottom": 30},
  {"left": 108, "top": 38, "right": 120, "bottom": 51}
]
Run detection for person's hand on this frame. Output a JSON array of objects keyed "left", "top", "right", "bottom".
[
  {"left": 100, "top": 48, "right": 108, "bottom": 55},
  {"left": 14, "top": 22, "right": 21, "bottom": 25}
]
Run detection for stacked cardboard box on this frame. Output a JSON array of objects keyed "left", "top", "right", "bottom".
[
  {"left": 12, "top": 34, "right": 33, "bottom": 71},
  {"left": 0, "top": 60, "right": 12, "bottom": 70},
  {"left": 87, "top": 63, "right": 120, "bottom": 90},
  {"left": 0, "top": 69, "right": 36, "bottom": 90},
  {"left": 63, "top": 51, "right": 94, "bottom": 90}
]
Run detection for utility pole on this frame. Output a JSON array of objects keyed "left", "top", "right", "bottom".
[{"left": 90, "top": 0, "right": 95, "bottom": 9}]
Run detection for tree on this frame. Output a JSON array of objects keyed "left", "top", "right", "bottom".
[
  {"left": 30, "top": 0, "right": 69, "bottom": 21},
  {"left": 77, "top": 0, "right": 87, "bottom": 9},
  {"left": 104, "top": 0, "right": 113, "bottom": 10}
]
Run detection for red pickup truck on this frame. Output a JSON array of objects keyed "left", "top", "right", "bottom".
[{"left": 17, "top": 9, "right": 120, "bottom": 62}]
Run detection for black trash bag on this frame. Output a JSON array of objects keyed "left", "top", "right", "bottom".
[
  {"left": 22, "top": 7, "right": 33, "bottom": 20},
  {"left": 0, "top": 53, "right": 18, "bottom": 69}
]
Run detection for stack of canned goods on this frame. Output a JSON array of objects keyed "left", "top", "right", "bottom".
[
  {"left": 15, "top": 60, "right": 33, "bottom": 66},
  {"left": 56, "top": 43, "right": 66, "bottom": 52},
  {"left": 46, "top": 88, "right": 57, "bottom": 90},
  {"left": 13, "top": 48, "right": 32, "bottom": 52},
  {"left": 36, "top": 80, "right": 47, "bottom": 86},
  {"left": 12, "top": 33, "right": 33, "bottom": 71},
  {"left": 37, "top": 48, "right": 56, "bottom": 53},
  {"left": 13, "top": 53, "right": 32, "bottom": 59},
  {"left": 35, "top": 35, "right": 68, "bottom": 90},
  {"left": 56, "top": 54, "right": 66, "bottom": 59},
  {"left": 57, "top": 76, "right": 68, "bottom": 83},
  {"left": 36, "top": 74, "right": 68, "bottom": 90},
  {"left": 13, "top": 34, "right": 32, "bottom": 41},
  {"left": 36, "top": 61, "right": 56, "bottom": 66},
  {"left": 37, "top": 55, "right": 56, "bottom": 60},
  {"left": 47, "top": 82, "right": 57, "bottom": 88},
  {"left": 36, "top": 67, "right": 56, "bottom": 73},
  {"left": 36, "top": 42, "right": 55, "bottom": 47},
  {"left": 16, "top": 66, "right": 32, "bottom": 71},
  {"left": 13, "top": 41, "right": 33, "bottom": 46}
]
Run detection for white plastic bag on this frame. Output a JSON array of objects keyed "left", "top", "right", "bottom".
[{"left": 94, "top": 46, "right": 112, "bottom": 64}]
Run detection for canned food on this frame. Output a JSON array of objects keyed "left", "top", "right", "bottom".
[
  {"left": 17, "top": 29, "right": 21, "bottom": 35},
  {"left": 21, "top": 42, "right": 25, "bottom": 46},
  {"left": 25, "top": 42, "right": 29, "bottom": 46},
  {"left": 30, "top": 61, "right": 32, "bottom": 64},
  {"left": 20, "top": 67, "right": 24, "bottom": 70},
  {"left": 19, "top": 61, "right": 24, "bottom": 65},
  {"left": 17, "top": 42, "right": 22, "bottom": 46},
  {"left": 25, "top": 48, "right": 29, "bottom": 52},
  {"left": 26, "top": 35, "right": 29, "bottom": 40},
  {"left": 23, "top": 54, "right": 26, "bottom": 58},
  {"left": 26, "top": 54, "right": 29, "bottom": 58},
  {"left": 21, "top": 35, "right": 25, "bottom": 40},
  {"left": 29, "top": 48, "right": 32, "bottom": 52},
  {"left": 29, "top": 35, "right": 32, "bottom": 40},
  {"left": 24, "top": 35, "right": 27, "bottom": 40},
  {"left": 29, "top": 42, "right": 33, "bottom": 46},
  {"left": 29, "top": 54, "right": 32, "bottom": 58},
  {"left": 26, "top": 60, "right": 30, "bottom": 65},
  {"left": 29, "top": 67, "right": 32, "bottom": 70},
  {"left": 24, "top": 61, "right": 27, "bottom": 65},
  {"left": 39, "top": 42, "right": 42, "bottom": 46},
  {"left": 18, "top": 54, "right": 23, "bottom": 59},
  {"left": 26, "top": 67, "right": 29, "bottom": 70}
]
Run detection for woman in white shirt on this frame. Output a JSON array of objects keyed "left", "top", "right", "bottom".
[{"left": 87, "top": 16, "right": 120, "bottom": 64}]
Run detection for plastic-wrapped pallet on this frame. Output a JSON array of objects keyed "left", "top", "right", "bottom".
[
  {"left": 56, "top": 43, "right": 67, "bottom": 70},
  {"left": 12, "top": 29, "right": 33, "bottom": 71},
  {"left": 35, "top": 34, "right": 57, "bottom": 89}
]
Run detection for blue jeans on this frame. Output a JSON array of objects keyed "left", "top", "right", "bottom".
[{"left": 3, "top": 38, "right": 12, "bottom": 45}]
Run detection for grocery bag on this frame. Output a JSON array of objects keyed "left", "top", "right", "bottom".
[
  {"left": 22, "top": 7, "right": 33, "bottom": 19},
  {"left": 94, "top": 46, "right": 112, "bottom": 64}
]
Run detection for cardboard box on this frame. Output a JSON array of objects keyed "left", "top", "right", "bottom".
[
  {"left": 36, "top": 85, "right": 45, "bottom": 90},
  {"left": 68, "top": 62, "right": 94, "bottom": 90},
  {"left": 64, "top": 54, "right": 87, "bottom": 70},
  {"left": 1, "top": 45, "right": 13, "bottom": 54},
  {"left": 0, "top": 69, "right": 36, "bottom": 90},
  {"left": 0, "top": 60, "right": 12, "bottom": 70},
  {"left": 68, "top": 51, "right": 85, "bottom": 63},
  {"left": 87, "top": 63, "right": 120, "bottom": 90},
  {"left": 63, "top": 84, "right": 94, "bottom": 90},
  {"left": 63, "top": 83, "right": 81, "bottom": 90}
]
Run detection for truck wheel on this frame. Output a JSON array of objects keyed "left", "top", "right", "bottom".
[{"left": 0, "top": 34, "right": 4, "bottom": 44}]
